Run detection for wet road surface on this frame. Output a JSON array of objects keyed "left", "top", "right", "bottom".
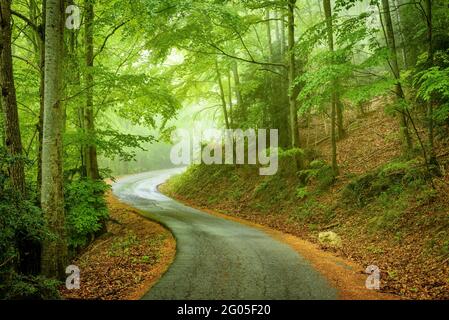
[{"left": 112, "top": 168, "right": 337, "bottom": 300}]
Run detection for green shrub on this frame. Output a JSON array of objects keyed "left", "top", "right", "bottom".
[
  {"left": 298, "top": 160, "right": 335, "bottom": 191},
  {"left": 0, "top": 147, "right": 52, "bottom": 299},
  {"left": 342, "top": 159, "right": 428, "bottom": 207},
  {"left": 65, "top": 179, "right": 110, "bottom": 249},
  {"left": 0, "top": 273, "right": 60, "bottom": 300},
  {"left": 292, "top": 199, "right": 331, "bottom": 224},
  {"left": 295, "top": 186, "right": 309, "bottom": 199}
]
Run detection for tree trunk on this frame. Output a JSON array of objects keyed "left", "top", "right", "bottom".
[
  {"left": 392, "top": 0, "right": 408, "bottom": 69},
  {"left": 287, "top": 0, "right": 301, "bottom": 169},
  {"left": 425, "top": 0, "right": 438, "bottom": 169},
  {"left": 40, "top": 0, "right": 67, "bottom": 279},
  {"left": 84, "top": 0, "right": 100, "bottom": 180},
  {"left": 265, "top": 10, "right": 273, "bottom": 62},
  {"left": 336, "top": 96, "right": 345, "bottom": 139},
  {"left": 323, "top": 0, "right": 339, "bottom": 175},
  {"left": 215, "top": 60, "right": 230, "bottom": 130},
  {"left": 380, "top": 0, "right": 413, "bottom": 152},
  {"left": 231, "top": 61, "right": 244, "bottom": 118},
  {"left": 280, "top": 10, "right": 286, "bottom": 59},
  {"left": 37, "top": 0, "right": 46, "bottom": 198},
  {"left": 0, "top": 0, "right": 26, "bottom": 195},
  {"left": 227, "top": 69, "right": 233, "bottom": 128}
]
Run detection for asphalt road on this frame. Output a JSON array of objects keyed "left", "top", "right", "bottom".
[{"left": 112, "top": 168, "right": 337, "bottom": 300}]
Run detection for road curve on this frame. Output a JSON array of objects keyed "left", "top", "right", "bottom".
[{"left": 112, "top": 168, "right": 337, "bottom": 300}]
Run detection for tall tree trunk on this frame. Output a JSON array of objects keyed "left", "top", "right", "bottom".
[
  {"left": 37, "top": 0, "right": 46, "bottom": 198},
  {"left": 336, "top": 95, "right": 345, "bottom": 139},
  {"left": 380, "top": 0, "right": 413, "bottom": 152},
  {"left": 215, "top": 60, "right": 230, "bottom": 130},
  {"left": 66, "top": 0, "right": 85, "bottom": 176},
  {"left": 273, "top": 9, "right": 290, "bottom": 148},
  {"left": 425, "top": 0, "right": 438, "bottom": 169},
  {"left": 392, "top": 0, "right": 408, "bottom": 69},
  {"left": 274, "top": 11, "right": 282, "bottom": 56},
  {"left": 323, "top": 0, "right": 339, "bottom": 175},
  {"left": 265, "top": 10, "right": 274, "bottom": 62},
  {"left": 280, "top": 10, "right": 286, "bottom": 59},
  {"left": 227, "top": 69, "right": 233, "bottom": 128},
  {"left": 84, "top": 0, "right": 100, "bottom": 180},
  {"left": 287, "top": 0, "right": 301, "bottom": 169},
  {"left": 41, "top": 0, "right": 67, "bottom": 279},
  {"left": 0, "top": 99, "right": 4, "bottom": 145},
  {"left": 231, "top": 61, "right": 243, "bottom": 117},
  {"left": 0, "top": 0, "right": 26, "bottom": 195}
]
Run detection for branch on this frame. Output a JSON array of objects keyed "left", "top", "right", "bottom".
[
  {"left": 258, "top": 68, "right": 286, "bottom": 78},
  {"left": 11, "top": 10, "right": 42, "bottom": 39},
  {"left": 208, "top": 43, "right": 286, "bottom": 68},
  {"left": 12, "top": 55, "right": 39, "bottom": 71},
  {"left": 93, "top": 20, "right": 129, "bottom": 60}
]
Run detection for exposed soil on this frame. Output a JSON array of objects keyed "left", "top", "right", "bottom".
[{"left": 59, "top": 192, "right": 176, "bottom": 300}]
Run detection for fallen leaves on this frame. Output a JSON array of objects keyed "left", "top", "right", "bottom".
[{"left": 59, "top": 192, "right": 176, "bottom": 300}]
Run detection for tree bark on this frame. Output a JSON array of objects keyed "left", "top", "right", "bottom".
[
  {"left": 380, "top": 0, "right": 413, "bottom": 152},
  {"left": 84, "top": 0, "right": 100, "bottom": 180},
  {"left": 0, "top": 0, "right": 26, "bottom": 195},
  {"left": 425, "top": 0, "right": 438, "bottom": 168},
  {"left": 215, "top": 60, "right": 230, "bottom": 130},
  {"left": 323, "top": 0, "right": 339, "bottom": 175},
  {"left": 227, "top": 69, "right": 233, "bottom": 128},
  {"left": 287, "top": 0, "right": 302, "bottom": 169},
  {"left": 37, "top": 0, "right": 46, "bottom": 198},
  {"left": 231, "top": 61, "right": 243, "bottom": 116},
  {"left": 40, "top": 0, "right": 67, "bottom": 279}
]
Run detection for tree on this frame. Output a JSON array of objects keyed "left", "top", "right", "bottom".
[
  {"left": 323, "top": 0, "right": 339, "bottom": 175},
  {"left": 424, "top": 0, "right": 438, "bottom": 169},
  {"left": 84, "top": 0, "right": 100, "bottom": 180},
  {"left": 215, "top": 59, "right": 230, "bottom": 130},
  {"left": 40, "top": 0, "right": 67, "bottom": 279},
  {"left": 380, "top": 0, "right": 413, "bottom": 151},
  {"left": 0, "top": 0, "right": 26, "bottom": 194},
  {"left": 287, "top": 0, "right": 302, "bottom": 169}
]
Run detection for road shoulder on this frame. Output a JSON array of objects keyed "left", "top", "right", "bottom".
[
  {"left": 60, "top": 191, "right": 176, "bottom": 300},
  {"left": 159, "top": 184, "right": 399, "bottom": 300}
]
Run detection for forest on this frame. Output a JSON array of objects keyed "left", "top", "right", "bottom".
[{"left": 1, "top": 0, "right": 449, "bottom": 300}]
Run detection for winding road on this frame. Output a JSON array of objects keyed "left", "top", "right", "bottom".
[{"left": 112, "top": 168, "right": 337, "bottom": 300}]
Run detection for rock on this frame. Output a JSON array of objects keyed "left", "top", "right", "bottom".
[{"left": 318, "top": 231, "right": 342, "bottom": 248}]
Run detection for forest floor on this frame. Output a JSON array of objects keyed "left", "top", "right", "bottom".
[
  {"left": 59, "top": 192, "right": 176, "bottom": 300},
  {"left": 162, "top": 99, "right": 449, "bottom": 300}
]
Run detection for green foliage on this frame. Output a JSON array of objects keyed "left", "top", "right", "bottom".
[
  {"left": 291, "top": 199, "right": 334, "bottom": 224},
  {"left": 0, "top": 273, "right": 61, "bottom": 300},
  {"left": 298, "top": 160, "right": 335, "bottom": 191},
  {"left": 415, "top": 64, "right": 449, "bottom": 123},
  {"left": 295, "top": 186, "right": 309, "bottom": 199},
  {"left": 0, "top": 148, "right": 53, "bottom": 300},
  {"left": 109, "top": 232, "right": 139, "bottom": 257},
  {"left": 278, "top": 148, "right": 304, "bottom": 160},
  {"left": 343, "top": 159, "right": 428, "bottom": 207},
  {"left": 65, "top": 179, "right": 110, "bottom": 249}
]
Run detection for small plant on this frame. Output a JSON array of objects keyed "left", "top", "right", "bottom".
[
  {"left": 65, "top": 179, "right": 111, "bottom": 250},
  {"left": 296, "top": 186, "right": 309, "bottom": 199},
  {"left": 298, "top": 160, "right": 335, "bottom": 191},
  {"left": 342, "top": 159, "right": 428, "bottom": 207},
  {"left": 109, "top": 233, "right": 139, "bottom": 257}
]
